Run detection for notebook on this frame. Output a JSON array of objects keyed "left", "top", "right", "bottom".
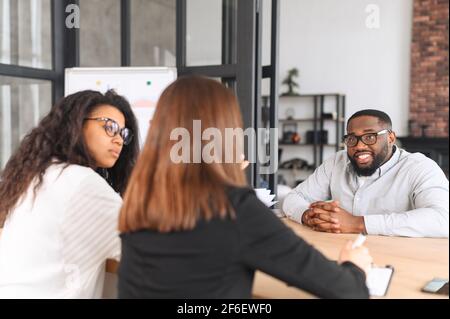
[{"left": 366, "top": 266, "right": 394, "bottom": 297}]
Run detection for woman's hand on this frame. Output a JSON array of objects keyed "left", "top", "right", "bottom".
[
  {"left": 240, "top": 154, "right": 249, "bottom": 170},
  {"left": 338, "top": 240, "right": 373, "bottom": 276}
]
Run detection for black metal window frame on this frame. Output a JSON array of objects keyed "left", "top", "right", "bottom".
[
  {"left": 0, "top": 0, "right": 71, "bottom": 104},
  {"left": 261, "top": 0, "right": 279, "bottom": 195},
  {"left": 0, "top": 0, "right": 133, "bottom": 105},
  {"left": 0, "top": 0, "right": 280, "bottom": 193},
  {"left": 176, "top": 0, "right": 279, "bottom": 192}
]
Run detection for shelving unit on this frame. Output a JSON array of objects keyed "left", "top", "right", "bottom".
[{"left": 278, "top": 93, "right": 346, "bottom": 169}]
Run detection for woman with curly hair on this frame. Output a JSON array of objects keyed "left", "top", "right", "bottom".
[{"left": 0, "top": 90, "right": 139, "bottom": 298}]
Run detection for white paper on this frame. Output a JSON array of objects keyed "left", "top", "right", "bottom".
[
  {"left": 254, "top": 188, "right": 277, "bottom": 208},
  {"left": 366, "top": 266, "right": 393, "bottom": 297}
]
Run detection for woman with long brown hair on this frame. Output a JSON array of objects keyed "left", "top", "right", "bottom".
[
  {"left": 0, "top": 90, "right": 139, "bottom": 298},
  {"left": 118, "top": 76, "right": 372, "bottom": 298}
]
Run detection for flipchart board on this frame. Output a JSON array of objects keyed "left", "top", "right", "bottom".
[{"left": 65, "top": 67, "right": 177, "bottom": 147}]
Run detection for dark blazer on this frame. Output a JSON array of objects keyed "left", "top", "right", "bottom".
[{"left": 118, "top": 187, "right": 369, "bottom": 299}]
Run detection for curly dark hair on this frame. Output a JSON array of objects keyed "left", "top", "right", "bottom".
[{"left": 0, "top": 89, "right": 140, "bottom": 227}]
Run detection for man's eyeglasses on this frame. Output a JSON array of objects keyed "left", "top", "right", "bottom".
[
  {"left": 343, "top": 129, "right": 390, "bottom": 147},
  {"left": 85, "top": 117, "right": 133, "bottom": 145}
]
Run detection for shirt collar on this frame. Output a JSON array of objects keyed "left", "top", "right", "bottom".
[{"left": 377, "top": 145, "right": 399, "bottom": 176}]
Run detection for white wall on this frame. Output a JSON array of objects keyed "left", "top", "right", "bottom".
[
  {"left": 274, "top": 0, "right": 413, "bottom": 184},
  {"left": 184, "top": 0, "right": 414, "bottom": 137},
  {"left": 186, "top": 0, "right": 414, "bottom": 182},
  {"left": 186, "top": 0, "right": 222, "bottom": 66},
  {"left": 279, "top": 0, "right": 413, "bottom": 135}
]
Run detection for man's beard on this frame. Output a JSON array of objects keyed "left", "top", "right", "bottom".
[{"left": 348, "top": 143, "right": 389, "bottom": 176}]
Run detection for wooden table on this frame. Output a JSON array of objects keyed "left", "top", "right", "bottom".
[
  {"left": 106, "top": 218, "right": 447, "bottom": 298},
  {"left": 252, "top": 219, "right": 449, "bottom": 299}
]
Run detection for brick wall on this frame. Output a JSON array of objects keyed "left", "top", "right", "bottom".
[{"left": 409, "top": 0, "right": 449, "bottom": 137}]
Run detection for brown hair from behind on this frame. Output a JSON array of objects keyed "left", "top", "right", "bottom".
[{"left": 119, "top": 76, "right": 247, "bottom": 233}]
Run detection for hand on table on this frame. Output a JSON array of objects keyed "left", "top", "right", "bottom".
[{"left": 302, "top": 201, "right": 366, "bottom": 234}]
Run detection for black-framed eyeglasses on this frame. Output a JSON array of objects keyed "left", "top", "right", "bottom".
[
  {"left": 343, "top": 129, "right": 390, "bottom": 147},
  {"left": 85, "top": 117, "right": 133, "bottom": 145}
]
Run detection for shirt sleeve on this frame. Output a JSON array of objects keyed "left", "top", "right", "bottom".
[
  {"left": 282, "top": 155, "right": 334, "bottom": 224},
  {"left": 61, "top": 172, "right": 123, "bottom": 280},
  {"left": 364, "top": 159, "right": 449, "bottom": 238},
  {"left": 236, "top": 190, "right": 369, "bottom": 299}
]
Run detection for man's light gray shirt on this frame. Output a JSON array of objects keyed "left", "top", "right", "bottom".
[{"left": 282, "top": 147, "right": 449, "bottom": 238}]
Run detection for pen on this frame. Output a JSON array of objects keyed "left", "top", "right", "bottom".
[{"left": 352, "top": 234, "right": 367, "bottom": 249}]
